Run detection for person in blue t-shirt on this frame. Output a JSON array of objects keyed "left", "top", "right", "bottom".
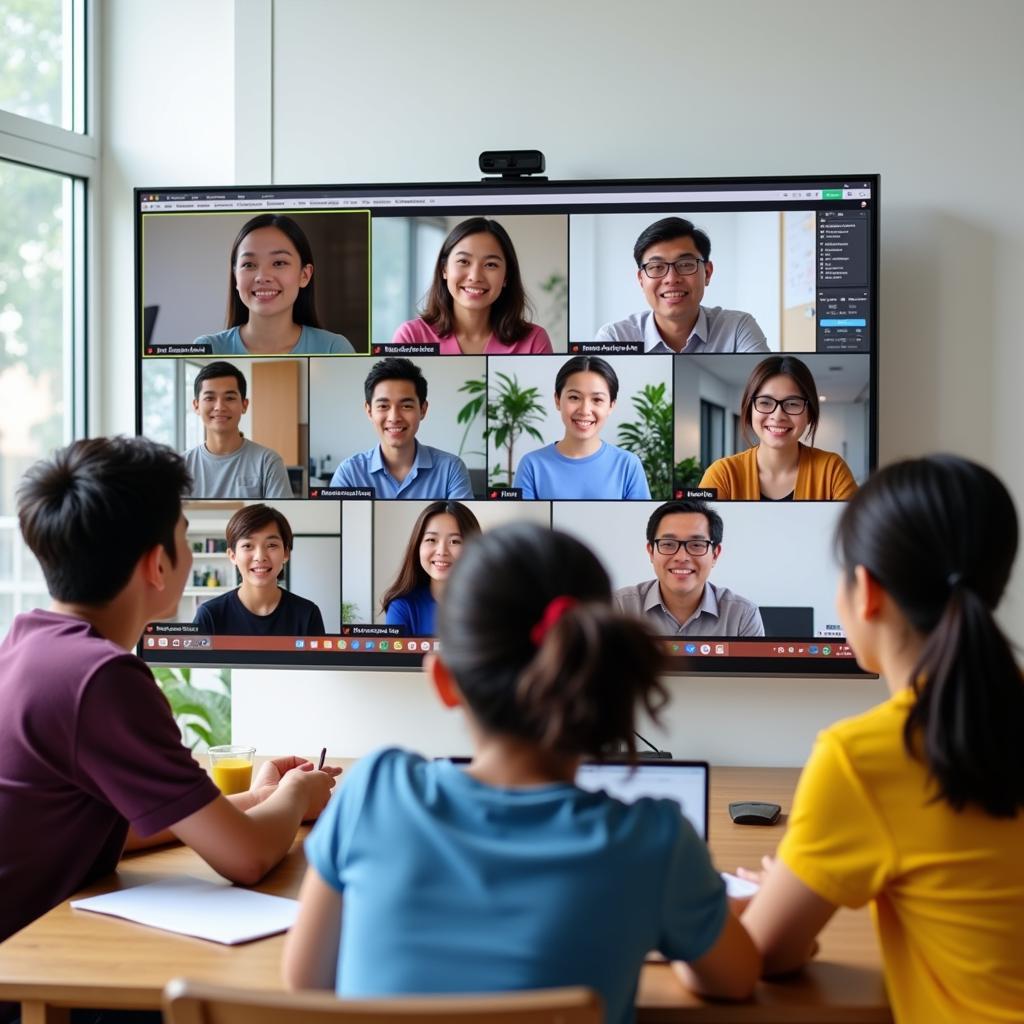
[
  {"left": 514, "top": 355, "right": 651, "bottom": 500},
  {"left": 193, "top": 213, "right": 354, "bottom": 356},
  {"left": 283, "top": 523, "right": 759, "bottom": 1021},
  {"left": 382, "top": 501, "right": 481, "bottom": 635}
]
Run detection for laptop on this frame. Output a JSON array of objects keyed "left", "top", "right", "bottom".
[
  {"left": 444, "top": 757, "right": 709, "bottom": 840},
  {"left": 574, "top": 759, "right": 709, "bottom": 840}
]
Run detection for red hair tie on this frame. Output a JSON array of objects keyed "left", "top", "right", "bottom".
[{"left": 530, "top": 596, "right": 578, "bottom": 647}]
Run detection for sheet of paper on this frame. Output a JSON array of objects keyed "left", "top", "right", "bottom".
[{"left": 71, "top": 875, "right": 299, "bottom": 944}]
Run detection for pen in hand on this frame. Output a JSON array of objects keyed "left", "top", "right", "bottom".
[{"left": 317, "top": 747, "right": 327, "bottom": 771}]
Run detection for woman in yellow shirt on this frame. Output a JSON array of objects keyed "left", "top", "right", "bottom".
[
  {"left": 739, "top": 455, "right": 1024, "bottom": 1023},
  {"left": 698, "top": 356, "right": 857, "bottom": 500}
]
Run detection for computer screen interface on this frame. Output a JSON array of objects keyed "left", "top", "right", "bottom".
[{"left": 135, "top": 175, "right": 878, "bottom": 675}]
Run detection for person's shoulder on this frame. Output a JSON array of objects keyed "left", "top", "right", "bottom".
[
  {"left": 301, "top": 325, "right": 354, "bottom": 354},
  {"left": 613, "top": 580, "right": 653, "bottom": 610},
  {"left": 596, "top": 313, "right": 645, "bottom": 342},
  {"left": 182, "top": 443, "right": 206, "bottom": 466},
  {"left": 423, "top": 444, "right": 466, "bottom": 467},
  {"left": 347, "top": 746, "right": 428, "bottom": 794},
  {"left": 194, "top": 327, "right": 233, "bottom": 345},
  {"left": 194, "top": 589, "right": 235, "bottom": 618},
  {"left": 523, "top": 323, "right": 553, "bottom": 351},
  {"left": 708, "top": 582, "right": 757, "bottom": 610},
  {"left": 241, "top": 437, "right": 285, "bottom": 465},
  {"left": 607, "top": 442, "right": 643, "bottom": 466},
  {"left": 393, "top": 318, "right": 438, "bottom": 343},
  {"left": 280, "top": 588, "right": 318, "bottom": 612}
]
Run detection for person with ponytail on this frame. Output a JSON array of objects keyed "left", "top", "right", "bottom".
[
  {"left": 284, "top": 523, "right": 759, "bottom": 1018},
  {"left": 737, "top": 455, "right": 1024, "bottom": 1022}
]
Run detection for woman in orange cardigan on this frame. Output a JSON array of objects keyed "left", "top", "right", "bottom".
[{"left": 699, "top": 356, "right": 857, "bottom": 500}]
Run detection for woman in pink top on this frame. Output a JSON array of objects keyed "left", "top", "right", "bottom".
[{"left": 392, "top": 217, "right": 553, "bottom": 355}]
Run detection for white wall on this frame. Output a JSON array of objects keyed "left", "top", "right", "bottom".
[{"left": 102, "top": 0, "right": 1022, "bottom": 765}]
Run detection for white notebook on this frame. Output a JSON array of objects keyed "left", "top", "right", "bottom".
[{"left": 71, "top": 875, "right": 299, "bottom": 945}]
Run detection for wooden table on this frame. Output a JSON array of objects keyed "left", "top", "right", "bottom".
[{"left": 0, "top": 766, "right": 891, "bottom": 1024}]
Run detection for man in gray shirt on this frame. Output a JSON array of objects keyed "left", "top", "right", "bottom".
[
  {"left": 596, "top": 217, "right": 770, "bottom": 354},
  {"left": 614, "top": 499, "right": 763, "bottom": 637},
  {"left": 184, "top": 361, "right": 293, "bottom": 499}
]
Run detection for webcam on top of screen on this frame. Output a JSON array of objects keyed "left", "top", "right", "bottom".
[{"left": 479, "top": 150, "right": 547, "bottom": 181}]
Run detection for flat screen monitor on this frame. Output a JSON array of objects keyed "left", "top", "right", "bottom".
[{"left": 135, "top": 173, "right": 878, "bottom": 675}]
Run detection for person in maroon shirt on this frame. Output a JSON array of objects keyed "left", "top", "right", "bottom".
[{"left": 0, "top": 436, "right": 340, "bottom": 946}]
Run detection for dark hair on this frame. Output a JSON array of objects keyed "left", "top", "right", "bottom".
[
  {"left": 633, "top": 217, "right": 711, "bottom": 266},
  {"left": 835, "top": 455, "right": 1024, "bottom": 817},
  {"left": 380, "top": 502, "right": 482, "bottom": 613},
  {"left": 17, "top": 436, "right": 190, "bottom": 604},
  {"left": 363, "top": 357, "right": 427, "bottom": 405},
  {"left": 226, "top": 504, "right": 294, "bottom": 553},
  {"left": 226, "top": 504, "right": 294, "bottom": 584},
  {"left": 739, "top": 355, "right": 820, "bottom": 446},
  {"left": 193, "top": 361, "right": 247, "bottom": 401},
  {"left": 646, "top": 500, "right": 723, "bottom": 547},
  {"left": 554, "top": 355, "right": 619, "bottom": 402},
  {"left": 225, "top": 213, "right": 321, "bottom": 329},
  {"left": 438, "top": 522, "right": 668, "bottom": 759},
  {"left": 419, "top": 217, "right": 534, "bottom": 345}
]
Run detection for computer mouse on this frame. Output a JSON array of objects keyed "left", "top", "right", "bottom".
[{"left": 728, "top": 800, "right": 781, "bottom": 825}]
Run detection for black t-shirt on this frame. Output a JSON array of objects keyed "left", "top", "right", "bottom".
[{"left": 193, "top": 588, "right": 326, "bottom": 636}]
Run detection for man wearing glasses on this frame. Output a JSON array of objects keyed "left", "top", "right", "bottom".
[
  {"left": 596, "top": 217, "right": 769, "bottom": 354},
  {"left": 614, "top": 499, "right": 764, "bottom": 636}
]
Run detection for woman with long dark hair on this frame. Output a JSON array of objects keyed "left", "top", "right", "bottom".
[
  {"left": 284, "top": 523, "right": 759, "bottom": 1017},
  {"left": 699, "top": 355, "right": 856, "bottom": 500},
  {"left": 195, "top": 213, "right": 354, "bottom": 355},
  {"left": 391, "top": 217, "right": 553, "bottom": 354},
  {"left": 738, "top": 455, "right": 1024, "bottom": 1021},
  {"left": 381, "top": 500, "right": 481, "bottom": 634}
]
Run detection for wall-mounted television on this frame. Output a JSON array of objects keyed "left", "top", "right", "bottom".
[{"left": 135, "top": 173, "right": 878, "bottom": 675}]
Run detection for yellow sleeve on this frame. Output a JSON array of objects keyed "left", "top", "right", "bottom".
[
  {"left": 698, "top": 458, "right": 732, "bottom": 498},
  {"left": 828, "top": 454, "right": 859, "bottom": 500},
  {"left": 777, "top": 731, "right": 897, "bottom": 908}
]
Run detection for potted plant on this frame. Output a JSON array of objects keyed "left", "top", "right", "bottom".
[{"left": 616, "top": 382, "right": 673, "bottom": 500}]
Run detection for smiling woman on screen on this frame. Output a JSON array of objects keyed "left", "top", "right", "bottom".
[
  {"left": 194, "top": 213, "right": 354, "bottom": 356},
  {"left": 381, "top": 501, "right": 481, "bottom": 635},
  {"left": 391, "top": 217, "right": 553, "bottom": 355},
  {"left": 698, "top": 355, "right": 857, "bottom": 501},
  {"left": 513, "top": 355, "right": 650, "bottom": 500}
]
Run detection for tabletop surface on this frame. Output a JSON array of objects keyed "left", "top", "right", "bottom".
[{"left": 0, "top": 763, "right": 891, "bottom": 1023}]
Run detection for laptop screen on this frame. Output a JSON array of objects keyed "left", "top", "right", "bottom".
[{"left": 574, "top": 761, "right": 709, "bottom": 841}]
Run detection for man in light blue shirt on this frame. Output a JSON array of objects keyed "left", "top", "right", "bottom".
[
  {"left": 596, "top": 217, "right": 769, "bottom": 354},
  {"left": 329, "top": 357, "right": 473, "bottom": 499}
]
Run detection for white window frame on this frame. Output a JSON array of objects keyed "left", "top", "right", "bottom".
[
  {"left": 0, "top": 0, "right": 98, "bottom": 626},
  {"left": 0, "top": 0, "right": 97, "bottom": 439}
]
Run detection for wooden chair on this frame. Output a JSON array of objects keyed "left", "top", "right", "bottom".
[{"left": 162, "top": 978, "right": 603, "bottom": 1024}]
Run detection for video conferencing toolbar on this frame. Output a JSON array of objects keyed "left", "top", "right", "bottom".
[{"left": 136, "top": 175, "right": 878, "bottom": 674}]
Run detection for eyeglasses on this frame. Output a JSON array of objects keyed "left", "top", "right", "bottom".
[
  {"left": 640, "top": 257, "right": 705, "bottom": 279},
  {"left": 753, "top": 395, "right": 809, "bottom": 415},
  {"left": 652, "top": 537, "right": 714, "bottom": 556}
]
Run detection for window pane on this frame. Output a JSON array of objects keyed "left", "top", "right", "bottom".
[
  {"left": 0, "top": 0, "right": 71, "bottom": 129},
  {"left": 0, "top": 159, "right": 70, "bottom": 518}
]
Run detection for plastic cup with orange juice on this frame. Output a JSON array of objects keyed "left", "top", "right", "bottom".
[{"left": 208, "top": 745, "right": 255, "bottom": 795}]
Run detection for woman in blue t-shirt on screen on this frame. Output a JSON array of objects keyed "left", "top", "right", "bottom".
[
  {"left": 381, "top": 500, "right": 481, "bottom": 635},
  {"left": 193, "top": 213, "right": 355, "bottom": 356},
  {"left": 513, "top": 355, "right": 651, "bottom": 500},
  {"left": 283, "top": 523, "right": 758, "bottom": 1021}
]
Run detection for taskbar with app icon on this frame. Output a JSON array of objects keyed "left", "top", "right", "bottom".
[{"left": 141, "top": 623, "right": 867, "bottom": 675}]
